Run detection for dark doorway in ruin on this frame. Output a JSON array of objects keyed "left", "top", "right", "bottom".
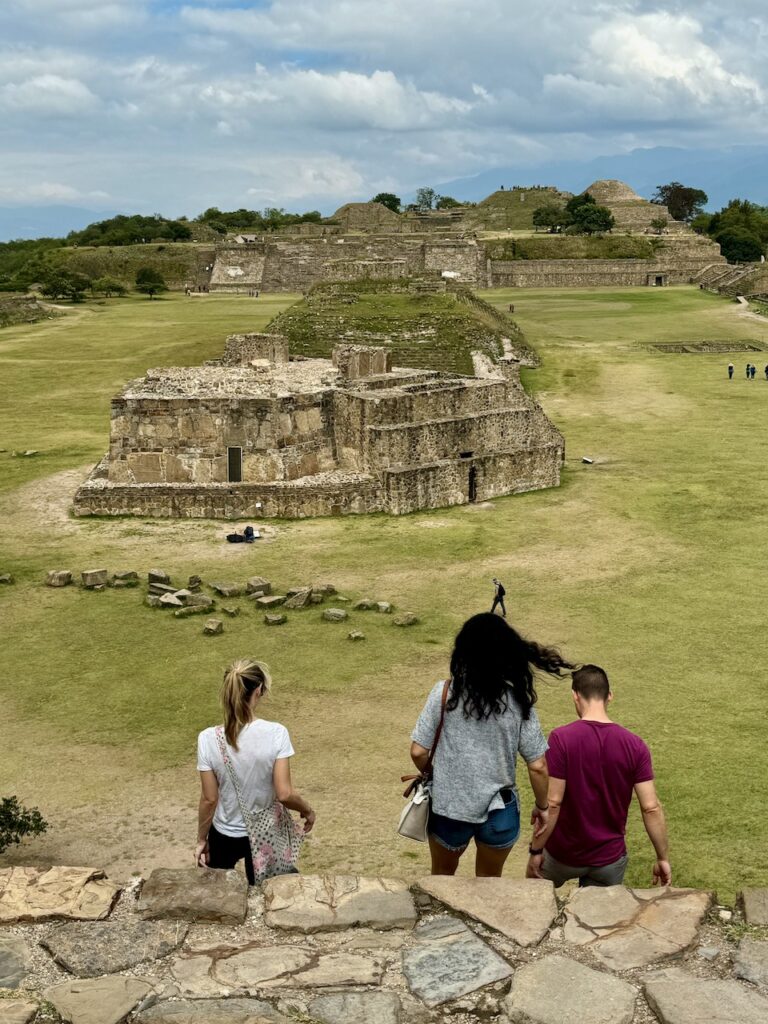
[
  {"left": 227, "top": 446, "right": 243, "bottom": 483},
  {"left": 468, "top": 465, "right": 478, "bottom": 503},
  {"left": 655, "top": 275, "right": 664, "bottom": 287}
]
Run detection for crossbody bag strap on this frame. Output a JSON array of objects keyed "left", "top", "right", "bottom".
[
  {"left": 214, "top": 725, "right": 253, "bottom": 824},
  {"left": 424, "top": 678, "right": 450, "bottom": 776}
]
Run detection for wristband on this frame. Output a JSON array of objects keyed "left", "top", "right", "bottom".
[
  {"left": 535, "top": 803, "right": 548, "bottom": 812},
  {"left": 529, "top": 845, "right": 544, "bottom": 856}
]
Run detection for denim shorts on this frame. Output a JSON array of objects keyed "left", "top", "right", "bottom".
[{"left": 429, "top": 797, "right": 521, "bottom": 851}]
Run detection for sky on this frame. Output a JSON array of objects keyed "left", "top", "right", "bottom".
[{"left": 0, "top": 0, "right": 767, "bottom": 227}]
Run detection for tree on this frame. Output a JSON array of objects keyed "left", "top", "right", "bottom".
[
  {"left": 714, "top": 228, "right": 764, "bottom": 263},
  {"left": 565, "top": 192, "right": 596, "bottom": 218},
  {"left": 38, "top": 267, "right": 90, "bottom": 302},
  {"left": 92, "top": 277, "right": 126, "bottom": 298},
  {"left": 135, "top": 267, "right": 167, "bottom": 299},
  {"left": 650, "top": 216, "right": 668, "bottom": 235},
  {"left": 371, "top": 193, "right": 401, "bottom": 213},
  {"left": 572, "top": 204, "right": 614, "bottom": 234},
  {"left": 415, "top": 187, "right": 438, "bottom": 212},
  {"left": 532, "top": 202, "right": 566, "bottom": 232},
  {"left": 0, "top": 796, "right": 47, "bottom": 855},
  {"left": 436, "top": 195, "right": 462, "bottom": 210},
  {"left": 652, "top": 183, "right": 708, "bottom": 223}
]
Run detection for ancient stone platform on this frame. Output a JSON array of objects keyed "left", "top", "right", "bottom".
[{"left": 0, "top": 871, "right": 766, "bottom": 1024}]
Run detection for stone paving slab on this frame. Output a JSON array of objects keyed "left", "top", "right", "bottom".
[
  {"left": 309, "top": 991, "right": 401, "bottom": 1024},
  {"left": 42, "top": 919, "right": 189, "bottom": 977},
  {"left": 643, "top": 967, "right": 768, "bottom": 1024},
  {"left": 734, "top": 936, "right": 768, "bottom": 990},
  {"left": 136, "top": 999, "right": 290, "bottom": 1023},
  {"left": 0, "top": 867, "right": 120, "bottom": 923},
  {"left": 564, "top": 886, "right": 712, "bottom": 970},
  {"left": 263, "top": 875, "right": 417, "bottom": 932},
  {"left": 0, "top": 936, "right": 30, "bottom": 988},
  {"left": 137, "top": 868, "right": 248, "bottom": 923},
  {"left": 415, "top": 876, "right": 557, "bottom": 946},
  {"left": 740, "top": 888, "right": 768, "bottom": 926},
  {"left": 402, "top": 916, "right": 512, "bottom": 1007},
  {"left": 0, "top": 1000, "right": 38, "bottom": 1024},
  {"left": 504, "top": 954, "right": 636, "bottom": 1024},
  {"left": 43, "top": 975, "right": 156, "bottom": 1024}
]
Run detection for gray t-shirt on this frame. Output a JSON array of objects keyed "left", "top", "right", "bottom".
[{"left": 411, "top": 680, "right": 548, "bottom": 823}]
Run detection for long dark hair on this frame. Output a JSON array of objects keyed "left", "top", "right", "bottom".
[{"left": 448, "top": 613, "right": 573, "bottom": 721}]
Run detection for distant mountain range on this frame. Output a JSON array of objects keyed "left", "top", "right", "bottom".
[
  {"left": 2, "top": 144, "right": 766, "bottom": 242},
  {"left": 436, "top": 145, "right": 768, "bottom": 210}
]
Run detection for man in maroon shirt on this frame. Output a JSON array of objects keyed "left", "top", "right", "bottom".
[{"left": 527, "top": 664, "right": 671, "bottom": 887}]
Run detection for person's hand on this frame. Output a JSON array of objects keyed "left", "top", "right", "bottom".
[
  {"left": 194, "top": 840, "right": 209, "bottom": 868},
  {"left": 652, "top": 859, "right": 672, "bottom": 886},
  {"left": 531, "top": 806, "right": 549, "bottom": 836},
  {"left": 301, "top": 808, "right": 316, "bottom": 833},
  {"left": 526, "top": 854, "right": 544, "bottom": 879}
]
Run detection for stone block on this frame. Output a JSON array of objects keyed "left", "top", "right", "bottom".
[
  {"left": 265, "top": 613, "right": 287, "bottom": 625},
  {"left": 186, "top": 593, "right": 214, "bottom": 609},
  {"left": 415, "top": 876, "right": 557, "bottom": 947},
  {"left": 643, "top": 967, "right": 768, "bottom": 1024},
  {"left": 148, "top": 570, "right": 171, "bottom": 584},
  {"left": 348, "top": 630, "right": 366, "bottom": 641},
  {"left": 81, "top": 569, "right": 108, "bottom": 588},
  {"left": 221, "top": 605, "right": 240, "bottom": 617},
  {"left": 44, "top": 975, "right": 155, "bottom": 1024},
  {"left": 313, "top": 583, "right": 337, "bottom": 596},
  {"left": 42, "top": 920, "right": 188, "bottom": 977},
  {"left": 149, "top": 582, "right": 178, "bottom": 596},
  {"left": 563, "top": 886, "right": 712, "bottom": 971},
  {"left": 740, "top": 888, "right": 768, "bottom": 925},
  {"left": 263, "top": 875, "right": 417, "bottom": 932},
  {"left": 254, "top": 594, "right": 285, "bottom": 608},
  {"left": 136, "top": 998, "right": 291, "bottom": 1023},
  {"left": 402, "top": 916, "right": 511, "bottom": 1007},
  {"left": 159, "top": 593, "right": 184, "bottom": 608},
  {"left": 246, "top": 576, "right": 272, "bottom": 595},
  {"left": 210, "top": 582, "right": 245, "bottom": 597},
  {"left": 310, "top": 592, "right": 325, "bottom": 603},
  {"left": 203, "top": 618, "right": 224, "bottom": 635},
  {"left": 323, "top": 608, "right": 349, "bottom": 622},
  {"left": 353, "top": 598, "right": 376, "bottom": 610},
  {"left": 173, "top": 589, "right": 193, "bottom": 603},
  {"left": 734, "top": 937, "right": 768, "bottom": 989},
  {"left": 284, "top": 587, "right": 313, "bottom": 609},
  {"left": 113, "top": 571, "right": 138, "bottom": 581},
  {"left": 504, "top": 955, "right": 636, "bottom": 1024},
  {"left": 0, "top": 574, "right": 14, "bottom": 584},
  {"left": 146, "top": 595, "right": 162, "bottom": 608},
  {"left": 174, "top": 606, "right": 209, "bottom": 618},
  {"left": 376, "top": 601, "right": 393, "bottom": 613},
  {"left": 46, "top": 570, "right": 72, "bottom": 587},
  {"left": 0, "top": 867, "right": 120, "bottom": 924},
  {"left": 309, "top": 991, "right": 401, "bottom": 1024},
  {"left": 393, "top": 612, "right": 419, "bottom": 626},
  {"left": 137, "top": 868, "right": 248, "bottom": 923},
  {"left": 187, "top": 575, "right": 202, "bottom": 590},
  {"left": 0, "top": 999, "right": 38, "bottom": 1024},
  {"left": 0, "top": 937, "right": 30, "bottom": 988}
]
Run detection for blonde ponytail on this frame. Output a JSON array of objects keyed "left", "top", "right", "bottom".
[{"left": 221, "top": 658, "right": 271, "bottom": 750}]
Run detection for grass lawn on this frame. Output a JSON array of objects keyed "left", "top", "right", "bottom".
[{"left": 1, "top": 286, "right": 766, "bottom": 899}]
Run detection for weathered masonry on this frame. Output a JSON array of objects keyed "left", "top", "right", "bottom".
[{"left": 74, "top": 334, "right": 563, "bottom": 519}]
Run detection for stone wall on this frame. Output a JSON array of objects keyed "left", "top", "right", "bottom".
[
  {"left": 208, "top": 248, "right": 266, "bottom": 292},
  {"left": 221, "top": 333, "right": 290, "bottom": 365},
  {"left": 333, "top": 345, "right": 392, "bottom": 380}
]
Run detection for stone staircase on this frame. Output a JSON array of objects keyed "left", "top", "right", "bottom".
[{"left": 1, "top": 866, "right": 766, "bottom": 1024}]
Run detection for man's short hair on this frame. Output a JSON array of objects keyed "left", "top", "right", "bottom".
[{"left": 572, "top": 664, "right": 610, "bottom": 702}]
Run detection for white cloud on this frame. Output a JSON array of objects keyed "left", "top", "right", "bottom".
[
  {"left": 0, "top": 181, "right": 109, "bottom": 202},
  {"left": 245, "top": 154, "right": 365, "bottom": 201},
  {"left": 0, "top": 74, "right": 99, "bottom": 115}
]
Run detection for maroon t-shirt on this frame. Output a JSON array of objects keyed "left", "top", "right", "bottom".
[{"left": 545, "top": 720, "right": 654, "bottom": 866}]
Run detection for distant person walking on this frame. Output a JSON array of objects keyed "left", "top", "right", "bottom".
[
  {"left": 491, "top": 578, "right": 507, "bottom": 617},
  {"left": 764, "top": 364, "right": 768, "bottom": 380},
  {"left": 728, "top": 362, "right": 734, "bottom": 379},
  {"left": 526, "top": 664, "right": 671, "bottom": 889},
  {"left": 196, "top": 659, "right": 315, "bottom": 884},
  {"left": 746, "top": 363, "right": 751, "bottom": 379},
  {"left": 410, "top": 614, "right": 573, "bottom": 877},
  {"left": 751, "top": 364, "right": 757, "bottom": 380}
]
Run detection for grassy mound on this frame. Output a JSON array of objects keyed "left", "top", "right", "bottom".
[
  {"left": 46, "top": 242, "right": 217, "bottom": 289},
  {"left": 466, "top": 187, "right": 573, "bottom": 231},
  {"left": 0, "top": 295, "right": 61, "bottom": 329},
  {"left": 267, "top": 279, "right": 533, "bottom": 374}
]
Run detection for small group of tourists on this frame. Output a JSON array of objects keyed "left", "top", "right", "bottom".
[
  {"left": 728, "top": 361, "right": 768, "bottom": 380},
  {"left": 196, "top": 613, "right": 670, "bottom": 889}
]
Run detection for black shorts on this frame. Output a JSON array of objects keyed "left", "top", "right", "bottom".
[{"left": 207, "top": 823, "right": 255, "bottom": 885}]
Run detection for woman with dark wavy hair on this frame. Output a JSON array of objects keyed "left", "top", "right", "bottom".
[{"left": 410, "top": 613, "right": 573, "bottom": 877}]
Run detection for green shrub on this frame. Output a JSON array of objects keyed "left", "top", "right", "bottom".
[{"left": 0, "top": 796, "right": 47, "bottom": 855}]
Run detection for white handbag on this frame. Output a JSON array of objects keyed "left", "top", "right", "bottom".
[{"left": 398, "top": 680, "right": 450, "bottom": 843}]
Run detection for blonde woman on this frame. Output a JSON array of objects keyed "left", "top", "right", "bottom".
[{"left": 195, "top": 659, "right": 315, "bottom": 884}]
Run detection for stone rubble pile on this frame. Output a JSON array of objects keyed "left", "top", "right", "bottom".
[{"left": 0, "top": 867, "right": 766, "bottom": 1024}]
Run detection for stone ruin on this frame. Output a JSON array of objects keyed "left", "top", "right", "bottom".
[{"left": 73, "top": 332, "right": 564, "bottom": 519}]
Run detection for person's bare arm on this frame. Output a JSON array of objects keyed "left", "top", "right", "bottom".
[
  {"left": 273, "top": 758, "right": 316, "bottom": 832},
  {"left": 410, "top": 741, "right": 430, "bottom": 774},
  {"left": 526, "top": 777, "right": 565, "bottom": 878},
  {"left": 526, "top": 755, "right": 550, "bottom": 834},
  {"left": 195, "top": 770, "right": 219, "bottom": 866},
  {"left": 635, "top": 779, "right": 671, "bottom": 886}
]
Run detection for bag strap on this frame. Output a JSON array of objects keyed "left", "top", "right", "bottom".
[
  {"left": 401, "top": 679, "right": 451, "bottom": 795},
  {"left": 214, "top": 725, "right": 253, "bottom": 825}
]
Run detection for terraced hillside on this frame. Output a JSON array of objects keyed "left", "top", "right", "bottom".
[
  {"left": 466, "top": 187, "right": 573, "bottom": 231},
  {"left": 46, "top": 242, "right": 216, "bottom": 289},
  {"left": 267, "top": 279, "right": 536, "bottom": 374}
]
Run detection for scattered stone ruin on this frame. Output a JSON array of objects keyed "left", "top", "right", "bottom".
[
  {"left": 2, "top": 866, "right": 767, "bottom": 1024},
  {"left": 73, "top": 330, "right": 563, "bottom": 519}
]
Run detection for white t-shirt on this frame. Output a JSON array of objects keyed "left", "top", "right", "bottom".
[{"left": 197, "top": 719, "right": 294, "bottom": 837}]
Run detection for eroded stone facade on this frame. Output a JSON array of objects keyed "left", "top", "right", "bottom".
[{"left": 74, "top": 334, "right": 563, "bottom": 519}]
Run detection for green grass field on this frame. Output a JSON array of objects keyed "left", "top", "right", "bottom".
[{"left": 1, "top": 286, "right": 766, "bottom": 897}]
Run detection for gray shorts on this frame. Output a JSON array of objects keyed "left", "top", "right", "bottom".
[{"left": 541, "top": 850, "right": 629, "bottom": 888}]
